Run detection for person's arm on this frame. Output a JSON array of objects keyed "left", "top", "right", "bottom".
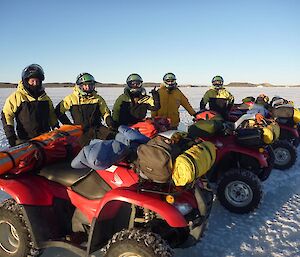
[
  {"left": 112, "top": 95, "right": 125, "bottom": 124},
  {"left": 54, "top": 96, "right": 72, "bottom": 125},
  {"left": 47, "top": 97, "right": 59, "bottom": 128},
  {"left": 148, "top": 88, "right": 160, "bottom": 111},
  {"left": 1, "top": 93, "right": 18, "bottom": 146},
  {"left": 97, "top": 96, "right": 116, "bottom": 128},
  {"left": 138, "top": 91, "right": 160, "bottom": 111},
  {"left": 200, "top": 90, "right": 210, "bottom": 109},
  {"left": 180, "top": 92, "right": 196, "bottom": 116}
]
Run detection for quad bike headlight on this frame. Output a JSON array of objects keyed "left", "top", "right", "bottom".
[{"left": 174, "top": 203, "right": 193, "bottom": 216}]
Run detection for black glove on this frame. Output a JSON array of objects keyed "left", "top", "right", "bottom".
[
  {"left": 105, "top": 116, "right": 117, "bottom": 129},
  {"left": 7, "top": 135, "right": 17, "bottom": 147},
  {"left": 150, "top": 86, "right": 159, "bottom": 98}
]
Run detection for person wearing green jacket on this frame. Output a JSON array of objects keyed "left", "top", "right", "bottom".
[
  {"left": 1, "top": 64, "right": 58, "bottom": 147},
  {"left": 200, "top": 75, "right": 234, "bottom": 118},
  {"left": 112, "top": 73, "right": 160, "bottom": 126}
]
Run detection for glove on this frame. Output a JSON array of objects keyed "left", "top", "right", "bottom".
[
  {"left": 150, "top": 86, "right": 159, "bottom": 98},
  {"left": 105, "top": 116, "right": 117, "bottom": 129},
  {"left": 7, "top": 135, "right": 17, "bottom": 147}
]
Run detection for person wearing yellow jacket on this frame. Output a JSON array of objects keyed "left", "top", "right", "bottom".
[
  {"left": 1, "top": 64, "right": 58, "bottom": 147},
  {"left": 55, "top": 73, "right": 115, "bottom": 145},
  {"left": 151, "top": 73, "right": 196, "bottom": 129},
  {"left": 200, "top": 75, "right": 234, "bottom": 118}
]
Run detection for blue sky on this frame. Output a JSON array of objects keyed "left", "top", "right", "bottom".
[{"left": 1, "top": 0, "right": 299, "bottom": 85}]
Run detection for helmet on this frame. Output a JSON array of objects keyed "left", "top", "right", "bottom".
[
  {"left": 126, "top": 73, "right": 143, "bottom": 86},
  {"left": 125, "top": 73, "right": 144, "bottom": 96},
  {"left": 22, "top": 64, "right": 45, "bottom": 82},
  {"left": 163, "top": 72, "right": 177, "bottom": 90},
  {"left": 21, "top": 64, "right": 45, "bottom": 97},
  {"left": 256, "top": 93, "right": 269, "bottom": 105},
  {"left": 212, "top": 75, "right": 224, "bottom": 88},
  {"left": 76, "top": 73, "right": 96, "bottom": 95}
]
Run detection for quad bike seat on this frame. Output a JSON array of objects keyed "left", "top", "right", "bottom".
[
  {"left": 38, "top": 161, "right": 111, "bottom": 199},
  {"left": 38, "top": 161, "right": 91, "bottom": 187}
]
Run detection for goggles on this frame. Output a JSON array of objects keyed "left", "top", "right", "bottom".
[{"left": 129, "top": 80, "right": 142, "bottom": 88}]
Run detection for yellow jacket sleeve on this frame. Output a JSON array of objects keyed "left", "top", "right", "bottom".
[
  {"left": 180, "top": 92, "right": 196, "bottom": 116},
  {"left": 98, "top": 96, "right": 111, "bottom": 120},
  {"left": 2, "top": 92, "right": 20, "bottom": 126}
]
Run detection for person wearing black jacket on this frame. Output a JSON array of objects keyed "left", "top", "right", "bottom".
[
  {"left": 112, "top": 73, "right": 160, "bottom": 126},
  {"left": 1, "top": 64, "right": 58, "bottom": 147},
  {"left": 55, "top": 73, "right": 116, "bottom": 146}
]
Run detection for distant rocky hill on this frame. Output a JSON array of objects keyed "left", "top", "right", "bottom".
[{"left": 0, "top": 82, "right": 299, "bottom": 88}]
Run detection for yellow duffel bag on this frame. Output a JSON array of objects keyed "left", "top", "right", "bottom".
[
  {"left": 262, "top": 127, "right": 274, "bottom": 144},
  {"left": 293, "top": 108, "right": 300, "bottom": 123},
  {"left": 172, "top": 141, "right": 216, "bottom": 186},
  {"left": 262, "top": 121, "right": 280, "bottom": 144}
]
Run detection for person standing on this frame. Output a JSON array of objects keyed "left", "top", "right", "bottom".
[
  {"left": 1, "top": 64, "right": 58, "bottom": 147},
  {"left": 200, "top": 75, "right": 234, "bottom": 118},
  {"left": 151, "top": 72, "right": 196, "bottom": 129},
  {"left": 55, "top": 73, "right": 115, "bottom": 145},
  {"left": 112, "top": 73, "right": 160, "bottom": 126}
]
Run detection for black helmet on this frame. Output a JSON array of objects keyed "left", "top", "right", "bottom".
[
  {"left": 21, "top": 64, "right": 45, "bottom": 97},
  {"left": 163, "top": 72, "right": 177, "bottom": 90},
  {"left": 125, "top": 73, "right": 144, "bottom": 96},
  {"left": 22, "top": 64, "right": 45, "bottom": 82},
  {"left": 76, "top": 73, "right": 96, "bottom": 95}
]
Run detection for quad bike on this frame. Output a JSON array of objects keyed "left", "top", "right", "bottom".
[
  {"left": 230, "top": 105, "right": 297, "bottom": 170},
  {"left": 189, "top": 111, "right": 275, "bottom": 214},
  {"left": 0, "top": 159, "right": 213, "bottom": 257}
]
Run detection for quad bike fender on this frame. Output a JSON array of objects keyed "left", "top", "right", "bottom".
[
  {"left": 280, "top": 124, "right": 299, "bottom": 138},
  {"left": 229, "top": 148, "right": 268, "bottom": 168},
  {"left": 0, "top": 176, "right": 56, "bottom": 205},
  {"left": 95, "top": 188, "right": 187, "bottom": 228}
]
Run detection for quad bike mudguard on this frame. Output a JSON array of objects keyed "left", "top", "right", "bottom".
[
  {"left": 94, "top": 188, "right": 188, "bottom": 228},
  {"left": 0, "top": 175, "right": 64, "bottom": 205},
  {"left": 211, "top": 135, "right": 268, "bottom": 168},
  {"left": 280, "top": 124, "right": 299, "bottom": 138}
]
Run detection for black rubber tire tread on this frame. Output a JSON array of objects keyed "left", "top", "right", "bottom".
[
  {"left": 217, "top": 169, "right": 263, "bottom": 214},
  {"left": 272, "top": 140, "right": 297, "bottom": 170},
  {"left": 102, "top": 228, "right": 173, "bottom": 257},
  {"left": 0, "top": 199, "right": 42, "bottom": 257}
]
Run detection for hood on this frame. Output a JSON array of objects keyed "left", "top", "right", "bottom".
[{"left": 17, "top": 81, "right": 46, "bottom": 99}]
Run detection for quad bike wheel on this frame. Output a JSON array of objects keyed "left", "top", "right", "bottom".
[
  {"left": 272, "top": 140, "right": 297, "bottom": 170},
  {"left": 103, "top": 228, "right": 173, "bottom": 257},
  {"left": 217, "top": 169, "right": 262, "bottom": 214},
  {"left": 0, "top": 199, "right": 42, "bottom": 257}
]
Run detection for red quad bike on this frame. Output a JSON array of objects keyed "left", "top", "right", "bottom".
[
  {"left": 230, "top": 105, "right": 297, "bottom": 170},
  {"left": 0, "top": 160, "right": 213, "bottom": 257},
  {"left": 189, "top": 112, "right": 274, "bottom": 214}
]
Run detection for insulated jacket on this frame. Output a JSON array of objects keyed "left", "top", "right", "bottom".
[
  {"left": 112, "top": 89, "right": 160, "bottom": 126},
  {"left": 1, "top": 81, "right": 57, "bottom": 141},
  {"left": 200, "top": 87, "right": 234, "bottom": 119},
  {"left": 151, "top": 84, "right": 196, "bottom": 128},
  {"left": 55, "top": 86, "right": 111, "bottom": 131},
  {"left": 200, "top": 87, "right": 234, "bottom": 109}
]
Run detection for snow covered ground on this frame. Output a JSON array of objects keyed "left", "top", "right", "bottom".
[{"left": 1, "top": 86, "right": 300, "bottom": 257}]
